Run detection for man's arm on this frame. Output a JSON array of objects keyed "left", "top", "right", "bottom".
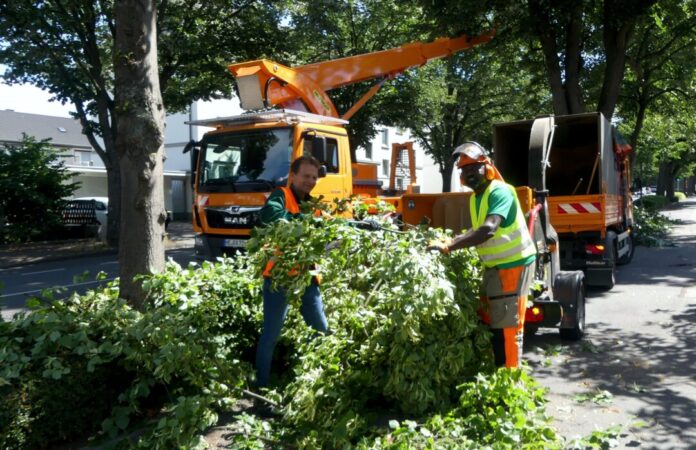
[
  {"left": 447, "top": 214, "right": 502, "bottom": 251},
  {"left": 430, "top": 185, "right": 512, "bottom": 253}
]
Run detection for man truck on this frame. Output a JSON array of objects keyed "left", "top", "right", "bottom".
[{"left": 184, "top": 31, "right": 494, "bottom": 260}]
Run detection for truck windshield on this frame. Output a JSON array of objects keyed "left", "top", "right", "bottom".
[{"left": 198, "top": 128, "right": 292, "bottom": 193}]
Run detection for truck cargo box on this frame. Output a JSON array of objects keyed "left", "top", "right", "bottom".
[{"left": 493, "top": 112, "right": 627, "bottom": 235}]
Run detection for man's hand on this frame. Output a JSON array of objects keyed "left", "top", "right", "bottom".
[{"left": 426, "top": 240, "right": 450, "bottom": 255}]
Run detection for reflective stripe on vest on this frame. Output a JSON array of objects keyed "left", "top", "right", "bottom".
[
  {"left": 263, "top": 187, "right": 299, "bottom": 278},
  {"left": 469, "top": 180, "right": 536, "bottom": 268}
]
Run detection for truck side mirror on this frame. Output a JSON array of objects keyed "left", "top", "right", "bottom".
[
  {"left": 183, "top": 139, "right": 200, "bottom": 187},
  {"left": 318, "top": 165, "right": 327, "bottom": 178},
  {"left": 311, "top": 136, "right": 328, "bottom": 163}
]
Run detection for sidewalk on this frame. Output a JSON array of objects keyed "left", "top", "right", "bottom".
[{"left": 0, "top": 221, "right": 195, "bottom": 269}]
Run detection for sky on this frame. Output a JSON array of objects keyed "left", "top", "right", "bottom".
[{"left": 0, "top": 81, "right": 75, "bottom": 118}]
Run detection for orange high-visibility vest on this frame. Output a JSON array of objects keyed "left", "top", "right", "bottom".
[{"left": 263, "top": 187, "right": 300, "bottom": 278}]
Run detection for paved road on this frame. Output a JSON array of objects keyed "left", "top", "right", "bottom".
[
  {"left": 0, "top": 248, "right": 196, "bottom": 321},
  {"left": 524, "top": 198, "right": 696, "bottom": 449}
]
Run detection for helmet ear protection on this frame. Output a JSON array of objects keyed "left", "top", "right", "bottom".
[{"left": 484, "top": 162, "right": 495, "bottom": 180}]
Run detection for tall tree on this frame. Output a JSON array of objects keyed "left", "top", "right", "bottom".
[
  {"left": 379, "top": 39, "right": 548, "bottom": 191},
  {"left": 619, "top": 0, "right": 696, "bottom": 194},
  {"left": 113, "top": 0, "right": 165, "bottom": 307},
  {"left": 0, "top": 0, "right": 286, "bottom": 247},
  {"left": 417, "top": 0, "right": 657, "bottom": 119},
  {"left": 527, "top": 0, "right": 657, "bottom": 118},
  {"left": 285, "top": 0, "right": 427, "bottom": 154}
]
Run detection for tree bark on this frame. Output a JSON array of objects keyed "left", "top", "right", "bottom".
[
  {"left": 564, "top": 2, "right": 586, "bottom": 114},
  {"left": 114, "top": 0, "right": 166, "bottom": 309},
  {"left": 656, "top": 161, "right": 673, "bottom": 198},
  {"left": 528, "top": 0, "right": 569, "bottom": 116}
]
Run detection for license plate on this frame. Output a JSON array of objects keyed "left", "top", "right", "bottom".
[{"left": 223, "top": 238, "right": 247, "bottom": 248}]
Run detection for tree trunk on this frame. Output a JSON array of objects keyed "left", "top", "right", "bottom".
[
  {"left": 656, "top": 161, "right": 673, "bottom": 198},
  {"left": 114, "top": 0, "right": 166, "bottom": 309},
  {"left": 597, "top": 1, "right": 642, "bottom": 119},
  {"left": 528, "top": 0, "right": 569, "bottom": 116},
  {"left": 75, "top": 102, "right": 121, "bottom": 247},
  {"left": 442, "top": 162, "right": 454, "bottom": 193},
  {"left": 564, "top": 2, "right": 586, "bottom": 114}
]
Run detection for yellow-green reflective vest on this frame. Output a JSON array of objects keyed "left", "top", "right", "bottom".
[{"left": 469, "top": 180, "right": 536, "bottom": 268}]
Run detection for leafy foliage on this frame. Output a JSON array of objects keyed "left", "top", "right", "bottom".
[
  {"left": 0, "top": 135, "right": 79, "bottom": 243},
  {"left": 0, "top": 258, "right": 261, "bottom": 448},
  {"left": 632, "top": 204, "right": 673, "bottom": 245},
  {"left": 1, "top": 204, "right": 602, "bottom": 447}
]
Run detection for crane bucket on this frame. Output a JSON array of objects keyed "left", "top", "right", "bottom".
[{"left": 229, "top": 30, "right": 495, "bottom": 117}]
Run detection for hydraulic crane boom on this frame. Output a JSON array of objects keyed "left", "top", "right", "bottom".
[{"left": 229, "top": 30, "right": 495, "bottom": 119}]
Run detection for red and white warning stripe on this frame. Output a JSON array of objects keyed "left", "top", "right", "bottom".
[{"left": 557, "top": 202, "right": 601, "bottom": 214}]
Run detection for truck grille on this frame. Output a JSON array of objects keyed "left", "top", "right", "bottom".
[{"left": 205, "top": 206, "right": 262, "bottom": 229}]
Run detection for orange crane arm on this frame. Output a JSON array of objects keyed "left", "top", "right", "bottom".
[{"left": 229, "top": 30, "right": 495, "bottom": 118}]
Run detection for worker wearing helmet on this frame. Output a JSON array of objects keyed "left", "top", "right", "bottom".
[{"left": 429, "top": 142, "right": 536, "bottom": 368}]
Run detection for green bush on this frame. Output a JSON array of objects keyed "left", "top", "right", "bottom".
[
  {"left": 0, "top": 214, "right": 566, "bottom": 448},
  {"left": 633, "top": 194, "right": 669, "bottom": 211},
  {"left": 633, "top": 205, "right": 673, "bottom": 246},
  {"left": 673, "top": 191, "right": 686, "bottom": 201},
  {"left": 0, "top": 258, "right": 261, "bottom": 449},
  {"left": 0, "top": 135, "right": 79, "bottom": 244}
]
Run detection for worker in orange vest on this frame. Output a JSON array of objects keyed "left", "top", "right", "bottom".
[
  {"left": 429, "top": 142, "right": 536, "bottom": 368},
  {"left": 255, "top": 155, "right": 329, "bottom": 388}
]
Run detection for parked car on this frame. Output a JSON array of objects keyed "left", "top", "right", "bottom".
[{"left": 61, "top": 197, "right": 108, "bottom": 240}]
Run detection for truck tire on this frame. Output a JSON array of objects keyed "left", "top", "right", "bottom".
[
  {"left": 554, "top": 271, "right": 586, "bottom": 340},
  {"left": 616, "top": 233, "right": 634, "bottom": 265},
  {"left": 601, "top": 231, "right": 617, "bottom": 289},
  {"left": 559, "top": 277, "right": 586, "bottom": 340}
]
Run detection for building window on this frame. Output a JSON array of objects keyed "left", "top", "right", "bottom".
[
  {"left": 381, "top": 129, "right": 389, "bottom": 147},
  {"left": 396, "top": 177, "right": 404, "bottom": 190},
  {"left": 382, "top": 159, "right": 389, "bottom": 176},
  {"left": 396, "top": 128, "right": 404, "bottom": 136},
  {"left": 365, "top": 145, "right": 373, "bottom": 160},
  {"left": 74, "top": 150, "right": 93, "bottom": 166}
]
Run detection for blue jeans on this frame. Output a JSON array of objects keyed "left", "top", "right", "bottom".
[{"left": 255, "top": 278, "right": 328, "bottom": 387}]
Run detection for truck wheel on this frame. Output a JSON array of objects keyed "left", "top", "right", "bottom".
[
  {"left": 559, "top": 280, "right": 586, "bottom": 340},
  {"left": 524, "top": 324, "right": 539, "bottom": 336},
  {"left": 616, "top": 234, "right": 634, "bottom": 265},
  {"left": 601, "top": 232, "right": 617, "bottom": 289}
]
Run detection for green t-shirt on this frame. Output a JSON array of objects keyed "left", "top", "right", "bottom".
[
  {"left": 474, "top": 184, "right": 536, "bottom": 269},
  {"left": 259, "top": 188, "right": 307, "bottom": 226}
]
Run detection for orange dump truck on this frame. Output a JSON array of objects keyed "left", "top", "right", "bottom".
[{"left": 493, "top": 112, "right": 634, "bottom": 289}]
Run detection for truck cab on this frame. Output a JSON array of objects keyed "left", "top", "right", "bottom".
[{"left": 187, "top": 110, "right": 352, "bottom": 259}]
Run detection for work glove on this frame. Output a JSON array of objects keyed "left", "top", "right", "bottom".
[
  {"left": 363, "top": 219, "right": 381, "bottom": 231},
  {"left": 324, "top": 240, "right": 342, "bottom": 253},
  {"left": 350, "top": 219, "right": 381, "bottom": 231}
]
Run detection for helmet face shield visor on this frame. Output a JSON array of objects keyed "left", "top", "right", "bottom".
[
  {"left": 455, "top": 142, "right": 487, "bottom": 161},
  {"left": 453, "top": 141, "right": 489, "bottom": 167}
]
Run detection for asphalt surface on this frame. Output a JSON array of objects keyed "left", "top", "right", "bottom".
[
  {"left": 524, "top": 198, "right": 696, "bottom": 449},
  {"left": 0, "top": 222, "right": 195, "bottom": 321}
]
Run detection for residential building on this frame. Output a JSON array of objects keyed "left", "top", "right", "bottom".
[{"left": 0, "top": 109, "right": 190, "bottom": 219}]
